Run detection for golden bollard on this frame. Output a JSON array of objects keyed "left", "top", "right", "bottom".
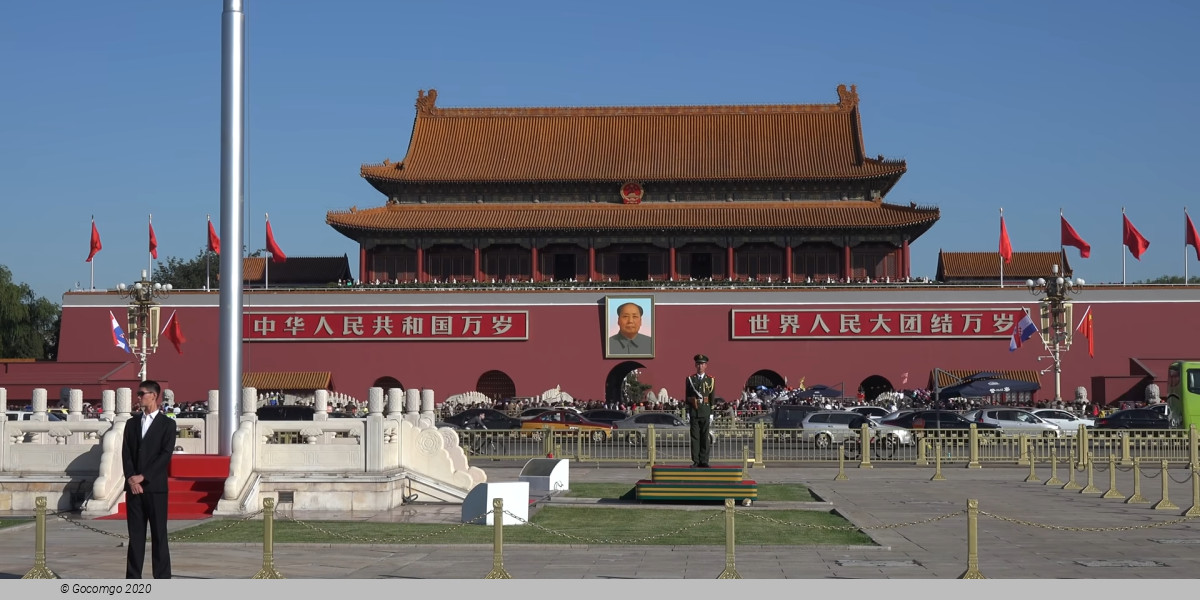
[
  {"left": 931, "top": 441, "right": 946, "bottom": 481},
  {"left": 21, "top": 496, "right": 59, "bottom": 579},
  {"left": 916, "top": 436, "right": 929, "bottom": 466},
  {"left": 1102, "top": 454, "right": 1125, "bottom": 499},
  {"left": 1126, "top": 458, "right": 1150, "bottom": 504},
  {"left": 1044, "top": 448, "right": 1063, "bottom": 486},
  {"left": 1079, "top": 454, "right": 1101, "bottom": 494},
  {"left": 1062, "top": 449, "right": 1083, "bottom": 491},
  {"left": 252, "top": 497, "right": 284, "bottom": 579},
  {"left": 484, "top": 498, "right": 512, "bottom": 579},
  {"left": 717, "top": 498, "right": 741, "bottom": 579},
  {"left": 1152, "top": 460, "right": 1179, "bottom": 511},
  {"left": 857, "top": 423, "right": 873, "bottom": 469},
  {"left": 834, "top": 444, "right": 848, "bottom": 481},
  {"left": 1184, "top": 465, "right": 1200, "bottom": 517},
  {"left": 957, "top": 498, "right": 985, "bottom": 579},
  {"left": 1024, "top": 448, "right": 1040, "bottom": 483}
]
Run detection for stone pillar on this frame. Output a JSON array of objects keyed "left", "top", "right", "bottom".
[
  {"left": 115, "top": 388, "right": 132, "bottom": 417},
  {"left": 241, "top": 387, "right": 257, "bottom": 417},
  {"left": 368, "top": 387, "right": 385, "bottom": 415},
  {"left": 0, "top": 388, "right": 5, "bottom": 411},
  {"left": 420, "top": 389, "right": 436, "bottom": 422},
  {"left": 312, "top": 389, "right": 329, "bottom": 421},
  {"left": 206, "top": 390, "right": 220, "bottom": 414},
  {"left": 68, "top": 389, "right": 84, "bottom": 422},
  {"left": 32, "top": 388, "right": 48, "bottom": 421},
  {"left": 386, "top": 388, "right": 404, "bottom": 417},
  {"left": 405, "top": 389, "right": 420, "bottom": 416}
]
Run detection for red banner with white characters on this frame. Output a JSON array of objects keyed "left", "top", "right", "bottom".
[
  {"left": 731, "top": 308, "right": 1027, "bottom": 339},
  {"left": 243, "top": 311, "right": 528, "bottom": 341}
]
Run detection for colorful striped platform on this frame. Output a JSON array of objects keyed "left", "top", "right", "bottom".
[{"left": 636, "top": 464, "right": 757, "bottom": 501}]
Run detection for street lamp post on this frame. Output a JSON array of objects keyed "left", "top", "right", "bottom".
[
  {"left": 1026, "top": 264, "right": 1084, "bottom": 403},
  {"left": 116, "top": 270, "right": 173, "bottom": 382}
]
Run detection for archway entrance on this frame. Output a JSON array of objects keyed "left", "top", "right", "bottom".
[
  {"left": 372, "top": 376, "right": 404, "bottom": 392},
  {"left": 858, "top": 375, "right": 894, "bottom": 403},
  {"left": 744, "top": 369, "right": 785, "bottom": 392},
  {"left": 605, "top": 361, "right": 650, "bottom": 405},
  {"left": 476, "top": 370, "right": 516, "bottom": 401}
]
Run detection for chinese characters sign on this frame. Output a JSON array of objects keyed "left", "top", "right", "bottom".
[
  {"left": 243, "top": 311, "right": 528, "bottom": 341},
  {"left": 731, "top": 309, "right": 1024, "bottom": 339}
]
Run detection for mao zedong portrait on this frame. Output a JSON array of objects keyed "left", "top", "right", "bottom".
[{"left": 608, "top": 301, "right": 653, "bottom": 356}]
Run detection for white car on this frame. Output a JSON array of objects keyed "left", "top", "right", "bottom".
[
  {"left": 848, "top": 406, "right": 891, "bottom": 421},
  {"left": 1030, "top": 409, "right": 1094, "bottom": 434}
]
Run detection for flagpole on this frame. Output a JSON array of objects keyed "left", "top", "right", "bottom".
[
  {"left": 148, "top": 213, "right": 153, "bottom": 281},
  {"left": 1059, "top": 208, "right": 1065, "bottom": 266},
  {"left": 206, "top": 214, "right": 212, "bottom": 292},
  {"left": 90, "top": 216, "right": 95, "bottom": 291},
  {"left": 1121, "top": 207, "right": 1127, "bottom": 286},
  {"left": 264, "top": 213, "right": 270, "bottom": 290},
  {"left": 1187, "top": 207, "right": 1191, "bottom": 286}
]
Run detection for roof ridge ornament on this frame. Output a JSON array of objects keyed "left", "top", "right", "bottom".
[
  {"left": 416, "top": 89, "right": 439, "bottom": 116},
  {"left": 836, "top": 84, "right": 859, "bottom": 109}
]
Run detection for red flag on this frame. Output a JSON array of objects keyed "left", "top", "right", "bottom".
[
  {"left": 1187, "top": 212, "right": 1200, "bottom": 261},
  {"left": 999, "top": 216, "right": 1013, "bottom": 264},
  {"left": 1061, "top": 215, "right": 1091, "bottom": 258},
  {"left": 86, "top": 220, "right": 102, "bottom": 262},
  {"left": 1076, "top": 305, "right": 1094, "bottom": 358},
  {"left": 1121, "top": 214, "right": 1149, "bottom": 260},
  {"left": 161, "top": 311, "right": 186, "bottom": 355},
  {"left": 265, "top": 218, "right": 287, "bottom": 263},
  {"left": 207, "top": 219, "right": 221, "bottom": 254},
  {"left": 149, "top": 220, "right": 158, "bottom": 259}
]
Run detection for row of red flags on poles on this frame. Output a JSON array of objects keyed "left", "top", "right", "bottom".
[
  {"left": 999, "top": 210, "right": 1200, "bottom": 263},
  {"left": 86, "top": 215, "right": 288, "bottom": 263}
]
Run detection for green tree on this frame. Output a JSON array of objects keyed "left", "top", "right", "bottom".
[
  {"left": 622, "top": 370, "right": 653, "bottom": 404},
  {"left": 0, "top": 265, "right": 61, "bottom": 359},
  {"left": 1132, "top": 275, "right": 1200, "bottom": 284}
]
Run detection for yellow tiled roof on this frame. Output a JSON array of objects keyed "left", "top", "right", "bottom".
[{"left": 242, "top": 372, "right": 332, "bottom": 392}]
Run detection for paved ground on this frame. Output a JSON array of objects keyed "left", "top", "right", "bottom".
[{"left": 2, "top": 461, "right": 1199, "bottom": 579}]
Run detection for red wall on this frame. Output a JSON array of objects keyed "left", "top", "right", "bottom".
[{"left": 14, "top": 287, "right": 1200, "bottom": 406}]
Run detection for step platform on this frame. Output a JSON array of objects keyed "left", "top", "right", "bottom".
[
  {"left": 97, "top": 454, "right": 230, "bottom": 520},
  {"left": 636, "top": 464, "right": 757, "bottom": 502}
]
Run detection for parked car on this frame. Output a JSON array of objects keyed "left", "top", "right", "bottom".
[
  {"left": 1093, "top": 408, "right": 1171, "bottom": 429},
  {"left": 611, "top": 411, "right": 690, "bottom": 444},
  {"left": 4, "top": 410, "right": 64, "bottom": 422},
  {"left": 1030, "top": 409, "right": 1094, "bottom": 433},
  {"left": 796, "top": 411, "right": 873, "bottom": 449},
  {"left": 579, "top": 408, "right": 631, "bottom": 425},
  {"left": 848, "top": 406, "right": 891, "bottom": 421},
  {"left": 442, "top": 408, "right": 522, "bottom": 430},
  {"left": 520, "top": 409, "right": 614, "bottom": 441},
  {"left": 518, "top": 406, "right": 583, "bottom": 421},
  {"left": 771, "top": 404, "right": 825, "bottom": 429},
  {"left": 962, "top": 407, "right": 1061, "bottom": 437},
  {"left": 880, "top": 410, "right": 1003, "bottom": 433},
  {"left": 255, "top": 405, "right": 316, "bottom": 420}
]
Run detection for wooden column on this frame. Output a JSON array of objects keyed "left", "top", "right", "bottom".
[
  {"left": 531, "top": 245, "right": 539, "bottom": 282},
  {"left": 902, "top": 238, "right": 910, "bottom": 278},
  {"left": 843, "top": 244, "right": 852, "bottom": 281},
  {"left": 359, "top": 246, "right": 368, "bottom": 283},
  {"left": 784, "top": 245, "right": 793, "bottom": 283},
  {"left": 727, "top": 245, "right": 736, "bottom": 281},
  {"left": 416, "top": 245, "right": 426, "bottom": 283},
  {"left": 474, "top": 246, "right": 482, "bottom": 282},
  {"left": 669, "top": 247, "right": 677, "bottom": 281},
  {"left": 588, "top": 244, "right": 597, "bottom": 282}
]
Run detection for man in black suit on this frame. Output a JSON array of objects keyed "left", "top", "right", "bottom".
[
  {"left": 684, "top": 354, "right": 715, "bottom": 468},
  {"left": 122, "top": 380, "right": 176, "bottom": 579}
]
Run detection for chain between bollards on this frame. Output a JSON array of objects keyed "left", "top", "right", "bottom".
[
  {"left": 485, "top": 498, "right": 512, "bottom": 579},
  {"left": 252, "top": 497, "right": 284, "bottom": 579},
  {"left": 22, "top": 496, "right": 59, "bottom": 579},
  {"left": 958, "top": 498, "right": 985, "bottom": 579},
  {"left": 717, "top": 498, "right": 741, "bottom": 579}
]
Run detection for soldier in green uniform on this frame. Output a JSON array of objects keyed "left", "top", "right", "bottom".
[{"left": 685, "top": 354, "right": 715, "bottom": 468}]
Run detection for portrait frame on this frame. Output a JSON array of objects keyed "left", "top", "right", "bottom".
[{"left": 604, "top": 295, "right": 655, "bottom": 359}]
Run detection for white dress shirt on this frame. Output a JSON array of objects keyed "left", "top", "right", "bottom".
[{"left": 142, "top": 410, "right": 159, "bottom": 438}]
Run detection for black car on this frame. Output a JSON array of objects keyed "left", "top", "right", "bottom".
[
  {"left": 443, "top": 408, "right": 522, "bottom": 430},
  {"left": 1093, "top": 408, "right": 1171, "bottom": 429},
  {"left": 771, "top": 404, "right": 825, "bottom": 429},
  {"left": 579, "top": 409, "right": 631, "bottom": 425},
  {"left": 881, "top": 410, "right": 1002, "bottom": 431},
  {"left": 256, "top": 405, "right": 316, "bottom": 420}
]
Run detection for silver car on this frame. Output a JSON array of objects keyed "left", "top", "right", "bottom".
[
  {"left": 799, "top": 411, "right": 873, "bottom": 449},
  {"left": 963, "top": 407, "right": 1061, "bottom": 437},
  {"left": 612, "top": 411, "right": 710, "bottom": 445},
  {"left": 1030, "top": 409, "right": 1094, "bottom": 434}
]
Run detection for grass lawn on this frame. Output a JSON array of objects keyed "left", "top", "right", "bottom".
[
  {"left": 170, "top": 505, "right": 871, "bottom": 546},
  {"left": 564, "top": 482, "right": 820, "bottom": 502},
  {"left": 0, "top": 519, "right": 32, "bottom": 531}
]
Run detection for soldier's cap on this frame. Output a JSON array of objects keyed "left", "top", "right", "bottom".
[{"left": 693, "top": 354, "right": 709, "bottom": 364}]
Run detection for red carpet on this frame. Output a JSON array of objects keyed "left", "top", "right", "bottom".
[{"left": 96, "top": 455, "right": 230, "bottom": 520}]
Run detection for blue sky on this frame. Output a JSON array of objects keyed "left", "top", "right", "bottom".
[{"left": 3, "top": 0, "right": 1198, "bottom": 301}]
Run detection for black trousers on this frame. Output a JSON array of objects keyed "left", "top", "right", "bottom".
[
  {"left": 125, "top": 491, "right": 171, "bottom": 579},
  {"left": 689, "top": 412, "right": 711, "bottom": 466}
]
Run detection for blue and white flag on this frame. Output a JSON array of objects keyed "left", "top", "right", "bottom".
[
  {"left": 109, "top": 311, "right": 131, "bottom": 353},
  {"left": 1008, "top": 311, "right": 1038, "bottom": 352}
]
